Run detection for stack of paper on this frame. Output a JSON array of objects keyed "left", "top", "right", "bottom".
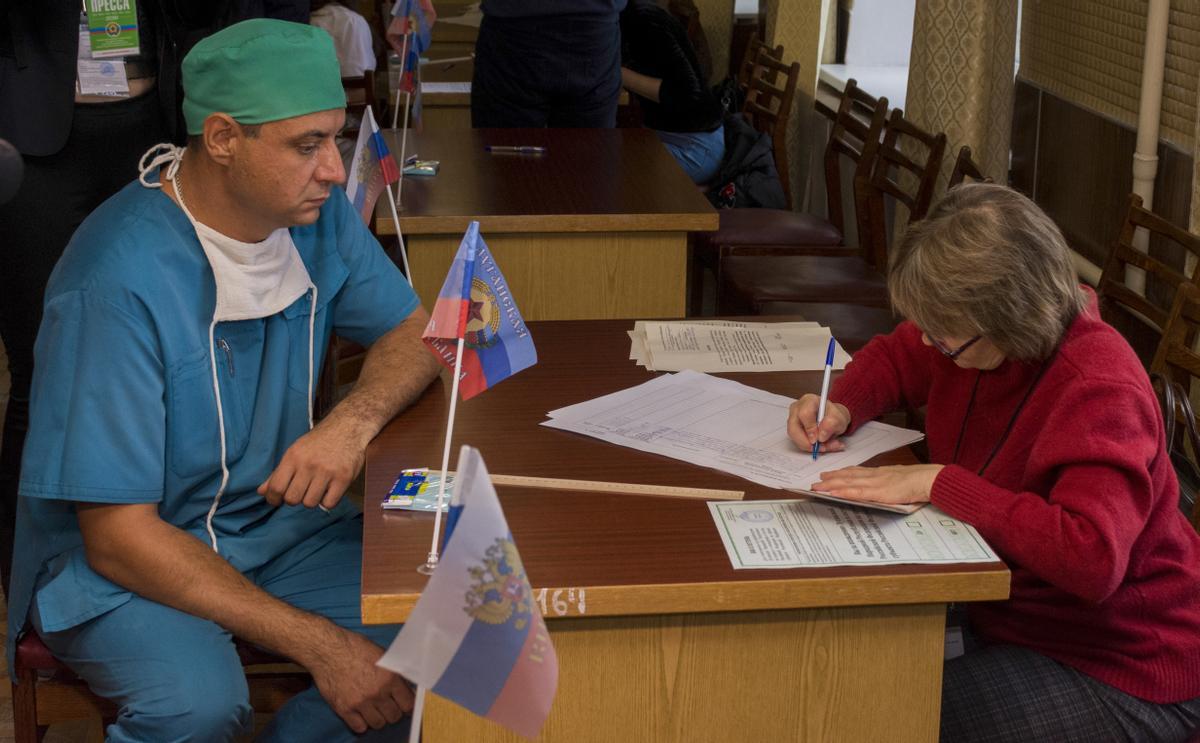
[
  {"left": 543, "top": 370, "right": 924, "bottom": 511},
  {"left": 628, "top": 320, "right": 852, "bottom": 373}
]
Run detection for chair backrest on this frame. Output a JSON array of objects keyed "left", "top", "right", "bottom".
[
  {"left": 819, "top": 79, "right": 888, "bottom": 235},
  {"left": 1149, "top": 365, "right": 1200, "bottom": 534},
  {"left": 1097, "top": 193, "right": 1200, "bottom": 362},
  {"left": 736, "top": 32, "right": 784, "bottom": 93},
  {"left": 742, "top": 51, "right": 801, "bottom": 208},
  {"left": 948, "top": 144, "right": 989, "bottom": 188},
  {"left": 854, "top": 108, "right": 947, "bottom": 269},
  {"left": 341, "top": 69, "right": 379, "bottom": 135}
]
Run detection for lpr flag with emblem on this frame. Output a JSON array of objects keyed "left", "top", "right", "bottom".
[
  {"left": 344, "top": 106, "right": 400, "bottom": 224},
  {"left": 378, "top": 446, "right": 558, "bottom": 739},
  {"left": 421, "top": 221, "right": 536, "bottom": 399}
]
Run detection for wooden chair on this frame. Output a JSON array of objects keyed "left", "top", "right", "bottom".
[
  {"left": 690, "top": 79, "right": 888, "bottom": 315},
  {"left": 12, "top": 629, "right": 310, "bottom": 742},
  {"left": 717, "top": 108, "right": 947, "bottom": 315},
  {"left": 736, "top": 32, "right": 783, "bottom": 96},
  {"left": 340, "top": 69, "right": 379, "bottom": 139},
  {"left": 742, "top": 51, "right": 801, "bottom": 208},
  {"left": 1149, "top": 287, "right": 1200, "bottom": 532},
  {"left": 948, "top": 144, "right": 989, "bottom": 188},
  {"left": 1097, "top": 193, "right": 1200, "bottom": 366}
]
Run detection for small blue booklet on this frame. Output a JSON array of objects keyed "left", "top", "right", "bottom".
[{"left": 382, "top": 468, "right": 454, "bottom": 511}]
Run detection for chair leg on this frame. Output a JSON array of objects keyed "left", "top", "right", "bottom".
[{"left": 13, "top": 669, "right": 44, "bottom": 743}]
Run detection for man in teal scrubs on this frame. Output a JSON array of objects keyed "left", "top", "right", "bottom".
[{"left": 7, "top": 19, "right": 441, "bottom": 742}]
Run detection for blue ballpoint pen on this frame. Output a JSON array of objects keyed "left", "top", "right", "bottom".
[{"left": 813, "top": 337, "right": 837, "bottom": 460}]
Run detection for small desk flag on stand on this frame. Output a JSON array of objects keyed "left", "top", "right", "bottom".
[
  {"left": 422, "top": 221, "right": 537, "bottom": 399},
  {"left": 345, "top": 106, "right": 400, "bottom": 224},
  {"left": 378, "top": 445, "right": 558, "bottom": 740}
]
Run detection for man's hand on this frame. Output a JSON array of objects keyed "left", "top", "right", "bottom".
[
  {"left": 787, "top": 394, "right": 851, "bottom": 453},
  {"left": 809, "top": 464, "right": 944, "bottom": 505},
  {"left": 258, "top": 311, "right": 439, "bottom": 510},
  {"left": 257, "top": 416, "right": 369, "bottom": 510},
  {"left": 307, "top": 628, "right": 415, "bottom": 733}
]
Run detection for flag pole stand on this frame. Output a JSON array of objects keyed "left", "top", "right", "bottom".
[
  {"left": 408, "top": 685, "right": 427, "bottom": 743},
  {"left": 391, "top": 30, "right": 411, "bottom": 129},
  {"left": 383, "top": 181, "right": 412, "bottom": 281},
  {"left": 396, "top": 89, "right": 413, "bottom": 209},
  {"left": 417, "top": 336, "right": 466, "bottom": 575}
]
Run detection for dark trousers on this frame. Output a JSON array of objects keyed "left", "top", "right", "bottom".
[
  {"left": 941, "top": 637, "right": 1200, "bottom": 742},
  {"left": 0, "top": 92, "right": 166, "bottom": 594},
  {"left": 471, "top": 13, "right": 621, "bottom": 128}
]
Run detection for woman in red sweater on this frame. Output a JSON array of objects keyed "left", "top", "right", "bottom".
[{"left": 788, "top": 184, "right": 1200, "bottom": 742}]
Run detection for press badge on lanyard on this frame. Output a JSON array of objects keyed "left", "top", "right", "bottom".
[{"left": 76, "top": 0, "right": 139, "bottom": 96}]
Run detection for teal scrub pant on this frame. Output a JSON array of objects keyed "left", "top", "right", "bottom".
[{"left": 32, "top": 514, "right": 408, "bottom": 742}]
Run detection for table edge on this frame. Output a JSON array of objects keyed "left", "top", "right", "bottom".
[
  {"left": 361, "top": 564, "right": 1011, "bottom": 625},
  {"left": 378, "top": 212, "right": 719, "bottom": 235}
]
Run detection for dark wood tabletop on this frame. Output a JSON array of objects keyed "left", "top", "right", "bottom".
[
  {"left": 377, "top": 128, "right": 719, "bottom": 235},
  {"left": 361, "top": 319, "right": 1009, "bottom": 623}
]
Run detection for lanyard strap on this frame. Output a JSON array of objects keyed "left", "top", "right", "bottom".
[{"left": 951, "top": 352, "right": 1056, "bottom": 477}]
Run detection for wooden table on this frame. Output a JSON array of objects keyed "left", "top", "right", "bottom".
[
  {"left": 363, "top": 320, "right": 1010, "bottom": 742},
  {"left": 375, "top": 128, "right": 718, "bottom": 321}
]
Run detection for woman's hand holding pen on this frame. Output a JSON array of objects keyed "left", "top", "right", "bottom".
[{"left": 787, "top": 394, "right": 851, "bottom": 454}]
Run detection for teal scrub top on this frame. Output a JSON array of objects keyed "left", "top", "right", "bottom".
[{"left": 7, "top": 177, "right": 420, "bottom": 670}]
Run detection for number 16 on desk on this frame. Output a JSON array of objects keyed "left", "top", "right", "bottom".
[{"left": 813, "top": 337, "right": 836, "bottom": 460}]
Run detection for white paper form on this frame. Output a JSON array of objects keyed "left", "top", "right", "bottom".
[
  {"left": 645, "top": 322, "right": 851, "bottom": 372},
  {"left": 543, "top": 370, "right": 923, "bottom": 493},
  {"left": 708, "top": 499, "right": 998, "bottom": 569},
  {"left": 626, "top": 320, "right": 845, "bottom": 372}
]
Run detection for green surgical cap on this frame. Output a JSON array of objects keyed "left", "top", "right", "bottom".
[{"left": 182, "top": 19, "right": 345, "bottom": 135}]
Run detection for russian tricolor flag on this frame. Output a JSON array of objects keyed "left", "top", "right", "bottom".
[
  {"left": 344, "top": 106, "right": 400, "bottom": 224},
  {"left": 421, "top": 221, "right": 537, "bottom": 399},
  {"left": 379, "top": 446, "right": 558, "bottom": 739}
]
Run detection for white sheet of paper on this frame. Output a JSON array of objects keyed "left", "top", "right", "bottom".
[
  {"left": 542, "top": 370, "right": 923, "bottom": 493},
  {"left": 627, "top": 320, "right": 833, "bottom": 372},
  {"left": 642, "top": 321, "right": 851, "bottom": 372},
  {"left": 708, "top": 499, "right": 997, "bottom": 569}
]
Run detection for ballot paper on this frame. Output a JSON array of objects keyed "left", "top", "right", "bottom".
[
  {"left": 543, "top": 370, "right": 924, "bottom": 506},
  {"left": 708, "top": 499, "right": 998, "bottom": 569},
  {"left": 627, "top": 320, "right": 851, "bottom": 372}
]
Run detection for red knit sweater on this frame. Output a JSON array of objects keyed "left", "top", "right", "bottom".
[{"left": 830, "top": 298, "right": 1200, "bottom": 703}]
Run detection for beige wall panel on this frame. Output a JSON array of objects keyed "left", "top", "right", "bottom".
[
  {"left": 906, "top": 0, "right": 1019, "bottom": 188},
  {"left": 762, "top": 0, "right": 825, "bottom": 210}
]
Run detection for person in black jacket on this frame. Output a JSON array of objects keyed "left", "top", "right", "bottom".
[
  {"left": 619, "top": 0, "right": 724, "bottom": 184},
  {"left": 472, "top": 0, "right": 626, "bottom": 128},
  {"left": 0, "top": 0, "right": 257, "bottom": 595}
]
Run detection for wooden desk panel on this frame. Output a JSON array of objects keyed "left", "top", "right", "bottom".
[
  {"left": 363, "top": 319, "right": 1008, "bottom": 742},
  {"left": 374, "top": 129, "right": 717, "bottom": 320}
]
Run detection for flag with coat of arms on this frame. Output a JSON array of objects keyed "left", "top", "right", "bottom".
[
  {"left": 421, "top": 221, "right": 537, "bottom": 399},
  {"left": 378, "top": 445, "right": 558, "bottom": 739},
  {"left": 344, "top": 106, "right": 400, "bottom": 224}
]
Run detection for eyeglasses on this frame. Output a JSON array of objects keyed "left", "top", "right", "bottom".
[{"left": 929, "top": 334, "right": 982, "bottom": 359}]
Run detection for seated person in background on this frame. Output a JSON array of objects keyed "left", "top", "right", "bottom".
[
  {"left": 619, "top": 0, "right": 724, "bottom": 184},
  {"left": 788, "top": 184, "right": 1200, "bottom": 742},
  {"left": 310, "top": 0, "right": 377, "bottom": 77},
  {"left": 7, "top": 19, "right": 441, "bottom": 742}
]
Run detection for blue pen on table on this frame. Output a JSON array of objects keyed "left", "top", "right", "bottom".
[
  {"left": 812, "top": 337, "right": 837, "bottom": 461},
  {"left": 485, "top": 145, "right": 547, "bottom": 154}
]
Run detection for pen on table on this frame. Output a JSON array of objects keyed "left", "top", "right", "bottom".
[
  {"left": 485, "top": 145, "right": 547, "bottom": 154},
  {"left": 813, "top": 337, "right": 837, "bottom": 461}
]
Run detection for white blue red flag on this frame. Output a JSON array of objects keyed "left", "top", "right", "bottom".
[
  {"left": 379, "top": 446, "right": 558, "bottom": 739},
  {"left": 421, "top": 221, "right": 536, "bottom": 399},
  {"left": 344, "top": 106, "right": 400, "bottom": 224}
]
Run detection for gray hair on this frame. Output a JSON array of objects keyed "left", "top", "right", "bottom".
[{"left": 888, "top": 183, "right": 1087, "bottom": 361}]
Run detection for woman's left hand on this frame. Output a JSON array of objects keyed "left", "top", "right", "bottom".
[{"left": 810, "top": 464, "right": 945, "bottom": 505}]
